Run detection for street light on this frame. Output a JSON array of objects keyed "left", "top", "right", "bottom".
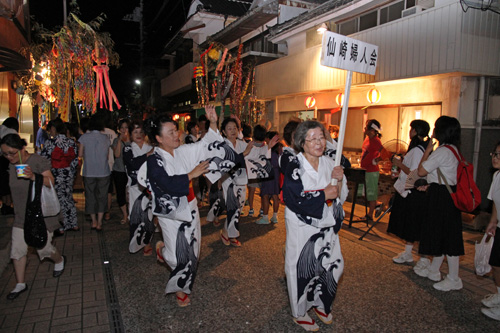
[{"left": 135, "top": 79, "right": 141, "bottom": 85}]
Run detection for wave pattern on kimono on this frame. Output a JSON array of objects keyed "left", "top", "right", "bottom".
[
  {"left": 245, "top": 143, "right": 272, "bottom": 180},
  {"left": 128, "top": 190, "right": 154, "bottom": 253},
  {"left": 165, "top": 219, "right": 199, "bottom": 294},
  {"left": 324, "top": 140, "right": 351, "bottom": 169}
]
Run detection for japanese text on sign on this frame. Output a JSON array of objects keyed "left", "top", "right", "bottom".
[{"left": 320, "top": 31, "right": 378, "bottom": 75}]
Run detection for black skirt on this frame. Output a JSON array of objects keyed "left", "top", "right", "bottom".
[
  {"left": 418, "top": 183, "right": 464, "bottom": 256},
  {"left": 387, "top": 190, "right": 426, "bottom": 243}
]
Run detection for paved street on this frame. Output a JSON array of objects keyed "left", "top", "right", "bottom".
[{"left": 0, "top": 191, "right": 499, "bottom": 332}]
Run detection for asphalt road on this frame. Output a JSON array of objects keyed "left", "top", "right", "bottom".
[{"left": 102, "top": 205, "right": 498, "bottom": 332}]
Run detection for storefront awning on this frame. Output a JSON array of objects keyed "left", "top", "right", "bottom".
[{"left": 0, "top": 47, "right": 31, "bottom": 72}]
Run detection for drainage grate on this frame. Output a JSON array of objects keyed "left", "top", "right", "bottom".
[{"left": 98, "top": 232, "right": 125, "bottom": 332}]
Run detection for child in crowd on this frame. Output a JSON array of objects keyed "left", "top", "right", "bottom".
[{"left": 256, "top": 131, "right": 282, "bottom": 225}]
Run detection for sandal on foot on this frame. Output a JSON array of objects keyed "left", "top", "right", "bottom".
[
  {"left": 230, "top": 238, "right": 241, "bottom": 247},
  {"left": 293, "top": 315, "right": 319, "bottom": 332},
  {"left": 104, "top": 213, "right": 111, "bottom": 221},
  {"left": 176, "top": 293, "right": 191, "bottom": 307},
  {"left": 156, "top": 241, "right": 165, "bottom": 263},
  {"left": 120, "top": 219, "right": 128, "bottom": 225},
  {"left": 314, "top": 307, "right": 333, "bottom": 324},
  {"left": 143, "top": 247, "right": 153, "bottom": 256},
  {"left": 220, "top": 230, "right": 230, "bottom": 246}
]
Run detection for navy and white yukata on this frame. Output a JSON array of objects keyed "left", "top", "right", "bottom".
[
  {"left": 41, "top": 134, "right": 78, "bottom": 230},
  {"left": 123, "top": 142, "right": 153, "bottom": 253},
  {"left": 143, "top": 128, "right": 223, "bottom": 295},
  {"left": 221, "top": 138, "right": 248, "bottom": 239},
  {"left": 282, "top": 152, "right": 348, "bottom": 318}
]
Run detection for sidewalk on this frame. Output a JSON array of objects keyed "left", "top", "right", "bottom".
[
  {"left": 0, "top": 192, "right": 112, "bottom": 332},
  {"left": 0, "top": 191, "right": 496, "bottom": 331}
]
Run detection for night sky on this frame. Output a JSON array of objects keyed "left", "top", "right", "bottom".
[{"left": 29, "top": 0, "right": 192, "bottom": 102}]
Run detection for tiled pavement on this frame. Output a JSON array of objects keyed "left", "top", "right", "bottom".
[
  {"left": 0, "top": 191, "right": 496, "bottom": 331},
  {"left": 0, "top": 192, "right": 112, "bottom": 332}
]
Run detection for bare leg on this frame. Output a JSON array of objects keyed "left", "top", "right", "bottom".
[
  {"left": 262, "top": 194, "right": 270, "bottom": 216},
  {"left": 49, "top": 251, "right": 63, "bottom": 264},
  {"left": 368, "top": 200, "right": 376, "bottom": 219},
  {"left": 97, "top": 212, "right": 104, "bottom": 229},
  {"left": 272, "top": 194, "right": 280, "bottom": 214},
  {"left": 90, "top": 214, "right": 97, "bottom": 228},
  {"left": 13, "top": 256, "right": 27, "bottom": 283},
  {"left": 248, "top": 187, "right": 256, "bottom": 211},
  {"left": 119, "top": 205, "right": 128, "bottom": 222},
  {"left": 493, "top": 266, "right": 500, "bottom": 288}
]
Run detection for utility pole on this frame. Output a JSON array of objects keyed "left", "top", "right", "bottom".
[{"left": 123, "top": 1, "right": 144, "bottom": 98}]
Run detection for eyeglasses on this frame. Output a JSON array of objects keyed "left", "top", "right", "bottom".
[
  {"left": 490, "top": 152, "right": 500, "bottom": 158},
  {"left": 305, "top": 137, "right": 326, "bottom": 144}
]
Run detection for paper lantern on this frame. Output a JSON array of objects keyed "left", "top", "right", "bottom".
[
  {"left": 336, "top": 93, "right": 344, "bottom": 107},
  {"left": 305, "top": 96, "right": 316, "bottom": 109},
  {"left": 367, "top": 88, "right": 381, "bottom": 104}
]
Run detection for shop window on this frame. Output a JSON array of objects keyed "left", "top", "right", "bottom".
[
  {"left": 486, "top": 77, "right": 500, "bottom": 121},
  {"left": 338, "top": 18, "right": 358, "bottom": 36},
  {"left": 360, "top": 11, "right": 378, "bottom": 32},
  {"left": 379, "top": 1, "right": 405, "bottom": 25}
]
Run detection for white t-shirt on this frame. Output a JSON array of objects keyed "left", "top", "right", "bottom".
[
  {"left": 422, "top": 145, "right": 459, "bottom": 185},
  {"left": 394, "top": 145, "right": 424, "bottom": 197},
  {"left": 487, "top": 170, "right": 500, "bottom": 228}
]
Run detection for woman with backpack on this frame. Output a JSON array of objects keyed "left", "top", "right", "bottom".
[
  {"left": 415, "top": 116, "right": 464, "bottom": 291},
  {"left": 387, "top": 120, "right": 430, "bottom": 265}
]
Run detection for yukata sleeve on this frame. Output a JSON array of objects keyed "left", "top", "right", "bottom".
[
  {"left": 146, "top": 154, "right": 190, "bottom": 197},
  {"left": 40, "top": 140, "right": 54, "bottom": 162},
  {"left": 282, "top": 157, "right": 325, "bottom": 221},
  {"left": 69, "top": 139, "right": 79, "bottom": 173},
  {"left": 123, "top": 145, "right": 148, "bottom": 173},
  {"left": 178, "top": 128, "right": 224, "bottom": 166}
]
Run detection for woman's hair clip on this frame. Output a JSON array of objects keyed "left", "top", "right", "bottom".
[{"left": 150, "top": 120, "right": 156, "bottom": 128}]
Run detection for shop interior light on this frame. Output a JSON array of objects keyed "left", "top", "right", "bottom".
[
  {"left": 415, "top": 110, "right": 422, "bottom": 119},
  {"left": 173, "top": 114, "right": 180, "bottom": 121},
  {"left": 317, "top": 23, "right": 328, "bottom": 34},
  {"left": 367, "top": 88, "right": 381, "bottom": 104},
  {"left": 336, "top": 93, "right": 344, "bottom": 107}
]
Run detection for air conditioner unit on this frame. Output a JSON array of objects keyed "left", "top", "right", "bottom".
[
  {"left": 417, "top": 0, "right": 435, "bottom": 9},
  {"left": 402, "top": 5, "right": 425, "bottom": 17}
]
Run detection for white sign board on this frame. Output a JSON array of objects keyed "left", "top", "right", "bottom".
[{"left": 320, "top": 31, "right": 379, "bottom": 75}]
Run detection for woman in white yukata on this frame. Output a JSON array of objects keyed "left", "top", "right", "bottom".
[
  {"left": 282, "top": 120, "right": 348, "bottom": 332},
  {"left": 219, "top": 117, "right": 253, "bottom": 247},
  {"left": 144, "top": 105, "right": 221, "bottom": 307},
  {"left": 123, "top": 121, "right": 154, "bottom": 255}
]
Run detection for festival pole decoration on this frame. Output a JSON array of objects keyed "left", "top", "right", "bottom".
[
  {"left": 20, "top": 4, "right": 120, "bottom": 123},
  {"left": 320, "top": 31, "right": 379, "bottom": 184}
]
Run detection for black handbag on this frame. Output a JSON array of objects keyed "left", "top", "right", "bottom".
[{"left": 24, "top": 173, "right": 48, "bottom": 248}]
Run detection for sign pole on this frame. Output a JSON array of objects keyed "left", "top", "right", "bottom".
[
  {"left": 335, "top": 70, "right": 352, "bottom": 167},
  {"left": 331, "top": 70, "right": 352, "bottom": 186}
]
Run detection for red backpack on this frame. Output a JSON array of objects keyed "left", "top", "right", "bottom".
[{"left": 437, "top": 145, "right": 481, "bottom": 212}]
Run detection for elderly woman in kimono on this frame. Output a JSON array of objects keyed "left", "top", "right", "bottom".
[
  {"left": 143, "top": 105, "right": 221, "bottom": 307},
  {"left": 282, "top": 120, "right": 348, "bottom": 331}
]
